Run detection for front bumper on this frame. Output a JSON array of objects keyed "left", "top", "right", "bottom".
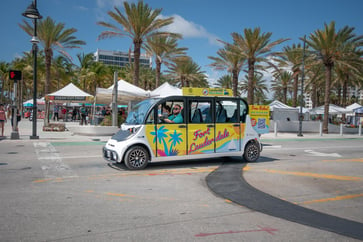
[{"left": 103, "top": 146, "right": 119, "bottom": 163}]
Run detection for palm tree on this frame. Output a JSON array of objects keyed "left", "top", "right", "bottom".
[
  {"left": 144, "top": 35, "right": 187, "bottom": 87},
  {"left": 209, "top": 42, "right": 245, "bottom": 96},
  {"left": 231, "top": 27, "right": 288, "bottom": 104},
  {"left": 88, "top": 62, "right": 112, "bottom": 95},
  {"left": 19, "top": 16, "right": 85, "bottom": 125},
  {"left": 139, "top": 66, "right": 156, "bottom": 90},
  {"left": 240, "top": 73, "right": 268, "bottom": 104},
  {"left": 76, "top": 53, "right": 95, "bottom": 91},
  {"left": 306, "top": 21, "right": 363, "bottom": 133},
  {"left": 334, "top": 43, "right": 363, "bottom": 106},
  {"left": 274, "top": 44, "right": 303, "bottom": 107},
  {"left": 52, "top": 56, "right": 74, "bottom": 90},
  {"left": 166, "top": 56, "right": 207, "bottom": 87},
  {"left": 97, "top": 1, "right": 175, "bottom": 87},
  {"left": 214, "top": 74, "right": 232, "bottom": 89},
  {"left": 304, "top": 63, "right": 324, "bottom": 108},
  {"left": 271, "top": 71, "right": 293, "bottom": 104},
  {"left": 20, "top": 17, "right": 85, "bottom": 95}
]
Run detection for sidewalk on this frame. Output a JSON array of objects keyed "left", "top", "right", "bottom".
[{"left": 0, "top": 119, "right": 113, "bottom": 142}]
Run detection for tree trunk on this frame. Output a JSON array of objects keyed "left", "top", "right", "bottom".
[
  {"left": 133, "top": 41, "right": 141, "bottom": 87},
  {"left": 292, "top": 74, "right": 298, "bottom": 107},
  {"left": 311, "top": 82, "right": 317, "bottom": 108},
  {"left": 232, "top": 69, "right": 238, "bottom": 97},
  {"left": 342, "top": 75, "right": 348, "bottom": 106},
  {"left": 155, "top": 58, "right": 162, "bottom": 88},
  {"left": 323, "top": 65, "right": 332, "bottom": 134},
  {"left": 44, "top": 48, "right": 53, "bottom": 127},
  {"left": 247, "top": 59, "right": 255, "bottom": 104},
  {"left": 283, "top": 87, "right": 287, "bottom": 104}
]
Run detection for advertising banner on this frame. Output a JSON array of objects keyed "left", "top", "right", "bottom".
[
  {"left": 182, "top": 87, "right": 233, "bottom": 97},
  {"left": 249, "top": 105, "right": 270, "bottom": 134}
]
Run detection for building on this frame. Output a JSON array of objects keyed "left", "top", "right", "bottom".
[{"left": 94, "top": 49, "right": 152, "bottom": 68}]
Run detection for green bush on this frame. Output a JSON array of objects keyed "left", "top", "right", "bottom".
[{"left": 100, "top": 115, "right": 125, "bottom": 126}]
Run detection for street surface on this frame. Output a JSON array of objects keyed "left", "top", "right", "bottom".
[{"left": 0, "top": 120, "right": 362, "bottom": 241}]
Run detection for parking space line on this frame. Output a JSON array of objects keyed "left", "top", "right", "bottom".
[
  {"left": 322, "top": 158, "right": 363, "bottom": 163},
  {"left": 301, "top": 193, "right": 363, "bottom": 204},
  {"left": 264, "top": 169, "right": 362, "bottom": 181}
]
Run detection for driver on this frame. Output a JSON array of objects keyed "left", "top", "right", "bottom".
[{"left": 164, "top": 104, "right": 183, "bottom": 124}]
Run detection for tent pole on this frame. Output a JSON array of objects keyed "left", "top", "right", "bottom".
[{"left": 112, "top": 71, "right": 118, "bottom": 127}]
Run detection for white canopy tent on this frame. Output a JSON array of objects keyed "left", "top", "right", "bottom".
[
  {"left": 309, "top": 104, "right": 349, "bottom": 115},
  {"left": 269, "top": 100, "right": 300, "bottom": 121},
  {"left": 23, "top": 97, "right": 45, "bottom": 107},
  {"left": 95, "top": 79, "right": 150, "bottom": 104},
  {"left": 346, "top": 103, "right": 362, "bottom": 112},
  {"left": 269, "top": 100, "right": 298, "bottom": 111},
  {"left": 150, "top": 82, "right": 182, "bottom": 97},
  {"left": 45, "top": 83, "right": 93, "bottom": 103}
]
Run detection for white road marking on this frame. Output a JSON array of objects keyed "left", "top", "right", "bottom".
[
  {"left": 304, "top": 149, "right": 342, "bottom": 157},
  {"left": 263, "top": 145, "right": 282, "bottom": 150},
  {"left": 34, "top": 142, "right": 78, "bottom": 179},
  {"left": 37, "top": 155, "right": 101, "bottom": 160}
]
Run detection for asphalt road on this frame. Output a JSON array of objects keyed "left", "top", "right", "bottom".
[{"left": 0, "top": 122, "right": 362, "bottom": 241}]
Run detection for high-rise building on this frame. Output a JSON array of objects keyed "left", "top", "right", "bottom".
[{"left": 94, "top": 49, "right": 152, "bottom": 68}]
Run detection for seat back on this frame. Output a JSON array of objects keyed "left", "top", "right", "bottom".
[
  {"left": 191, "top": 109, "right": 203, "bottom": 123},
  {"left": 217, "top": 108, "right": 227, "bottom": 123},
  {"left": 229, "top": 109, "right": 238, "bottom": 122}
]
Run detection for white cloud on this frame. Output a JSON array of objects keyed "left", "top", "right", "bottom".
[
  {"left": 161, "top": 14, "right": 220, "bottom": 46},
  {"left": 96, "top": 0, "right": 126, "bottom": 8}
]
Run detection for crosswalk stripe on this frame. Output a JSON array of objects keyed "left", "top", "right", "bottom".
[{"left": 34, "top": 142, "right": 77, "bottom": 179}]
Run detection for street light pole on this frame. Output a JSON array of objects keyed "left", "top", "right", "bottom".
[
  {"left": 23, "top": 0, "right": 42, "bottom": 139},
  {"left": 297, "top": 35, "right": 306, "bottom": 137}
]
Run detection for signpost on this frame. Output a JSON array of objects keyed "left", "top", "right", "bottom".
[{"left": 9, "top": 70, "right": 22, "bottom": 139}]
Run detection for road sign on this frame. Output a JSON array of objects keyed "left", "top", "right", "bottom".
[{"left": 9, "top": 70, "right": 22, "bottom": 81}]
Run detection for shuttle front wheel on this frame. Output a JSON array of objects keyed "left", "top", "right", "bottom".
[{"left": 124, "top": 146, "right": 149, "bottom": 170}]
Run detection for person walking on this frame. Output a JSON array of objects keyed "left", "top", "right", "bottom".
[
  {"left": 53, "top": 105, "right": 59, "bottom": 121},
  {"left": 7, "top": 108, "right": 21, "bottom": 132},
  {"left": 72, "top": 108, "right": 78, "bottom": 121},
  {"left": 0, "top": 104, "right": 7, "bottom": 137},
  {"left": 80, "top": 104, "right": 88, "bottom": 125}
]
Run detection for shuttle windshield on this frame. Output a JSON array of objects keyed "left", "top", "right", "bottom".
[{"left": 125, "top": 98, "right": 160, "bottom": 124}]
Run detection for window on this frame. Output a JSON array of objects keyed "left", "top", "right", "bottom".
[{"left": 189, "top": 100, "right": 212, "bottom": 123}]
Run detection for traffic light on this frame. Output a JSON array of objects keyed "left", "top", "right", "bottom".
[{"left": 9, "top": 70, "right": 22, "bottom": 81}]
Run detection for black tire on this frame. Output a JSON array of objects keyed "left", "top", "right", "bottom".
[
  {"left": 124, "top": 146, "right": 149, "bottom": 170},
  {"left": 243, "top": 142, "right": 260, "bottom": 162}
]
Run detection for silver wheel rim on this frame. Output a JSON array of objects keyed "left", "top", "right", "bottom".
[
  {"left": 246, "top": 144, "right": 259, "bottom": 161},
  {"left": 128, "top": 148, "right": 147, "bottom": 168}
]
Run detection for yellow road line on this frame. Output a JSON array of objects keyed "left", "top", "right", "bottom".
[
  {"left": 106, "top": 192, "right": 135, "bottom": 197},
  {"left": 322, "top": 158, "right": 363, "bottom": 162},
  {"left": 301, "top": 193, "right": 363, "bottom": 204},
  {"left": 264, "top": 169, "right": 362, "bottom": 181}
]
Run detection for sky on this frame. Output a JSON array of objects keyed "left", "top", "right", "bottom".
[{"left": 2, "top": 0, "right": 363, "bottom": 86}]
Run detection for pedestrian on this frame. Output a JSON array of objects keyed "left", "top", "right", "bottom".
[
  {"left": 7, "top": 108, "right": 21, "bottom": 132},
  {"left": 61, "top": 107, "right": 67, "bottom": 121},
  {"left": 72, "top": 108, "right": 77, "bottom": 121},
  {"left": 0, "top": 104, "right": 7, "bottom": 137},
  {"left": 80, "top": 104, "right": 88, "bottom": 125},
  {"left": 53, "top": 105, "right": 59, "bottom": 121}
]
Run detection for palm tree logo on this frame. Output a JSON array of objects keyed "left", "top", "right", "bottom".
[{"left": 150, "top": 126, "right": 183, "bottom": 156}]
